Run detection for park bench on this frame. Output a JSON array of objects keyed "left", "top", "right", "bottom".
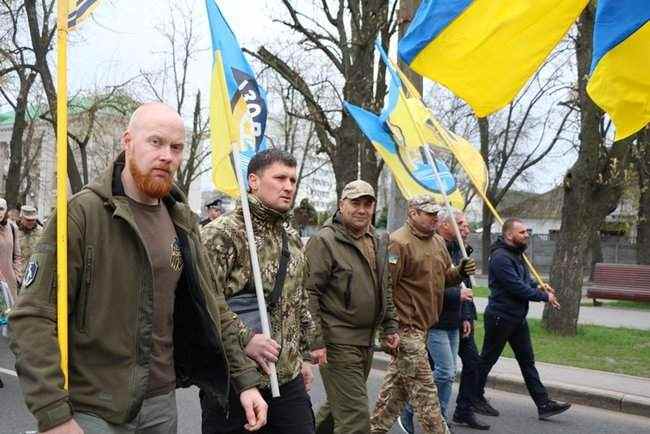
[{"left": 585, "top": 263, "right": 650, "bottom": 304}]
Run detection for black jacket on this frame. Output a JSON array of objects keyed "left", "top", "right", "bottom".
[
  {"left": 432, "top": 241, "right": 477, "bottom": 330},
  {"left": 485, "top": 237, "right": 548, "bottom": 322}
]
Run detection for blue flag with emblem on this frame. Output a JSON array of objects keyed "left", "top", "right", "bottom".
[{"left": 206, "top": 0, "right": 269, "bottom": 198}]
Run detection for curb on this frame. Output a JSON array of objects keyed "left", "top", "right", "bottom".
[{"left": 371, "top": 354, "right": 650, "bottom": 419}]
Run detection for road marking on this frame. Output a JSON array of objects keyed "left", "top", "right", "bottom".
[{"left": 0, "top": 366, "right": 17, "bottom": 376}]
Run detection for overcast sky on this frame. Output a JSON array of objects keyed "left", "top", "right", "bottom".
[{"left": 62, "top": 0, "right": 575, "bottom": 194}]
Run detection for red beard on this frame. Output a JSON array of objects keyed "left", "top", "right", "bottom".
[{"left": 129, "top": 158, "right": 174, "bottom": 199}]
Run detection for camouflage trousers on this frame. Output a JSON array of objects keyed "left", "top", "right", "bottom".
[{"left": 370, "top": 328, "right": 450, "bottom": 434}]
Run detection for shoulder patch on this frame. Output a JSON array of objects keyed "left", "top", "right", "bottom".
[
  {"left": 388, "top": 252, "right": 400, "bottom": 264},
  {"left": 23, "top": 259, "right": 39, "bottom": 288}
]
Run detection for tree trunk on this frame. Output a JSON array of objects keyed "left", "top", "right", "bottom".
[
  {"left": 588, "top": 228, "right": 603, "bottom": 277},
  {"left": 25, "top": 0, "right": 83, "bottom": 193},
  {"left": 332, "top": 114, "right": 362, "bottom": 198},
  {"left": 542, "top": 7, "right": 633, "bottom": 335},
  {"left": 4, "top": 73, "right": 37, "bottom": 208},
  {"left": 478, "top": 117, "right": 491, "bottom": 272},
  {"left": 386, "top": 0, "right": 420, "bottom": 230},
  {"left": 637, "top": 127, "right": 650, "bottom": 264}
]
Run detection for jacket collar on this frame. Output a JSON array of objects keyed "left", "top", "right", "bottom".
[
  {"left": 85, "top": 152, "right": 191, "bottom": 230},
  {"left": 325, "top": 211, "right": 376, "bottom": 245},
  {"left": 491, "top": 236, "right": 527, "bottom": 256},
  {"left": 406, "top": 219, "right": 434, "bottom": 240},
  {"left": 236, "top": 194, "right": 290, "bottom": 228}
]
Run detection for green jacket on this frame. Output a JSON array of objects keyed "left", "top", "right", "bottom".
[
  {"left": 9, "top": 155, "right": 260, "bottom": 432},
  {"left": 201, "top": 195, "right": 314, "bottom": 389},
  {"left": 304, "top": 213, "right": 398, "bottom": 349}
]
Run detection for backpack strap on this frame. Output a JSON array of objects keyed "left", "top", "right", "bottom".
[{"left": 241, "top": 227, "right": 291, "bottom": 307}]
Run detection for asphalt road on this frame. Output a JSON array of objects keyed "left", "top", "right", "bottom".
[{"left": 2, "top": 337, "right": 649, "bottom": 434}]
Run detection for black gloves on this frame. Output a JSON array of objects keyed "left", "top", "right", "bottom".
[{"left": 459, "top": 258, "right": 477, "bottom": 277}]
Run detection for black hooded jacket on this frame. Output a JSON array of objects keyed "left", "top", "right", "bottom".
[{"left": 485, "top": 237, "right": 548, "bottom": 322}]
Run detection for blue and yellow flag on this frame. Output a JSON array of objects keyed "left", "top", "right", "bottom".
[
  {"left": 363, "top": 42, "right": 487, "bottom": 207},
  {"left": 206, "top": 0, "right": 268, "bottom": 198},
  {"left": 398, "top": 0, "right": 588, "bottom": 117},
  {"left": 345, "top": 102, "right": 462, "bottom": 208},
  {"left": 587, "top": 0, "right": 650, "bottom": 140},
  {"left": 68, "top": 0, "right": 102, "bottom": 29}
]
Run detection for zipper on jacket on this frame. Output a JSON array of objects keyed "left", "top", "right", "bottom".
[
  {"left": 344, "top": 273, "right": 352, "bottom": 310},
  {"left": 77, "top": 245, "right": 94, "bottom": 332}
]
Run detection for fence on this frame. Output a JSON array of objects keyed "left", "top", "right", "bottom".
[{"left": 468, "top": 233, "right": 639, "bottom": 275}]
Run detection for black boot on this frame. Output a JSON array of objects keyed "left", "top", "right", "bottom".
[
  {"left": 0, "top": 377, "right": 4, "bottom": 388},
  {"left": 538, "top": 400, "right": 571, "bottom": 420},
  {"left": 472, "top": 398, "right": 500, "bottom": 417},
  {"left": 453, "top": 411, "right": 490, "bottom": 430}
]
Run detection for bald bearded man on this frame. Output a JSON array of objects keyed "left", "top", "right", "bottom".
[{"left": 10, "top": 103, "right": 268, "bottom": 434}]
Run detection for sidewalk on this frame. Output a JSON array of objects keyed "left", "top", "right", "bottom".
[
  {"left": 473, "top": 275, "right": 650, "bottom": 331},
  {"left": 472, "top": 297, "right": 650, "bottom": 330},
  {"left": 372, "top": 353, "right": 650, "bottom": 418}
]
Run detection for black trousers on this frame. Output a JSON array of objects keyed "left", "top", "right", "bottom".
[
  {"left": 201, "top": 375, "right": 315, "bottom": 434},
  {"left": 478, "top": 313, "right": 549, "bottom": 407},
  {"left": 455, "top": 326, "right": 482, "bottom": 414}
]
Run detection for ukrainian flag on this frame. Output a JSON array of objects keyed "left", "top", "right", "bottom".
[
  {"left": 587, "top": 0, "right": 650, "bottom": 141},
  {"left": 398, "top": 0, "right": 588, "bottom": 117},
  {"left": 368, "top": 43, "right": 487, "bottom": 206},
  {"left": 345, "top": 101, "right": 463, "bottom": 208},
  {"left": 206, "top": 0, "right": 268, "bottom": 198},
  {"left": 68, "top": 0, "right": 102, "bottom": 29}
]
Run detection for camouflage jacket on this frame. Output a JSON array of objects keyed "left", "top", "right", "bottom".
[
  {"left": 201, "top": 195, "right": 314, "bottom": 388},
  {"left": 18, "top": 224, "right": 43, "bottom": 265}
]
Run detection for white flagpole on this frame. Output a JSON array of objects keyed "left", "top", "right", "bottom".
[
  {"left": 232, "top": 147, "right": 281, "bottom": 397},
  {"left": 423, "top": 147, "right": 476, "bottom": 288}
]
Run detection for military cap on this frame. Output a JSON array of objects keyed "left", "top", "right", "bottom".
[
  {"left": 20, "top": 205, "right": 38, "bottom": 220},
  {"left": 341, "top": 180, "right": 375, "bottom": 200},
  {"left": 206, "top": 198, "right": 223, "bottom": 209},
  {"left": 0, "top": 198, "right": 6, "bottom": 210},
  {"left": 408, "top": 194, "right": 442, "bottom": 214}
]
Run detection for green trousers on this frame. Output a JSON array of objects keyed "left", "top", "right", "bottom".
[
  {"left": 315, "top": 343, "right": 374, "bottom": 434},
  {"left": 74, "top": 390, "right": 177, "bottom": 434}
]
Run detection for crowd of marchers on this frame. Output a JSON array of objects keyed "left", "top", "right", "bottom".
[{"left": 2, "top": 103, "right": 569, "bottom": 434}]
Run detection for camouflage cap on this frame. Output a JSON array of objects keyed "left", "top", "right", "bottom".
[
  {"left": 0, "top": 198, "right": 6, "bottom": 210},
  {"left": 408, "top": 194, "right": 441, "bottom": 214},
  {"left": 341, "top": 180, "right": 376, "bottom": 200},
  {"left": 20, "top": 205, "right": 38, "bottom": 220},
  {"left": 206, "top": 198, "right": 223, "bottom": 209}
]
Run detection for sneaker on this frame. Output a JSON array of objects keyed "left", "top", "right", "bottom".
[
  {"left": 472, "top": 398, "right": 500, "bottom": 417},
  {"left": 397, "top": 415, "right": 414, "bottom": 434},
  {"left": 538, "top": 400, "right": 571, "bottom": 420},
  {"left": 453, "top": 411, "right": 490, "bottom": 430}
]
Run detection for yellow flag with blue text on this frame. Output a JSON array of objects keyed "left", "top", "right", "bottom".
[
  {"left": 587, "top": 0, "right": 650, "bottom": 141},
  {"left": 206, "top": 0, "right": 269, "bottom": 198},
  {"left": 398, "top": 0, "right": 588, "bottom": 117},
  {"left": 68, "top": 0, "right": 102, "bottom": 29}
]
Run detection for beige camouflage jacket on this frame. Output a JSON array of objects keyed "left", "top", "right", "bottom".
[
  {"left": 18, "top": 225, "right": 43, "bottom": 265},
  {"left": 201, "top": 195, "right": 314, "bottom": 388}
]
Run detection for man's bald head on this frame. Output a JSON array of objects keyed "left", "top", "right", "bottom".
[
  {"left": 121, "top": 102, "right": 186, "bottom": 202},
  {"left": 127, "top": 102, "right": 184, "bottom": 135}
]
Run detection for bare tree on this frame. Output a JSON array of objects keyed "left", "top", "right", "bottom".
[
  {"left": 472, "top": 50, "right": 576, "bottom": 271},
  {"left": 264, "top": 75, "right": 322, "bottom": 204},
  {"left": 38, "top": 82, "right": 140, "bottom": 185},
  {"left": 542, "top": 6, "right": 635, "bottom": 335},
  {"left": 140, "top": 0, "right": 210, "bottom": 195},
  {"left": 24, "top": 0, "right": 84, "bottom": 192},
  {"left": 0, "top": 0, "right": 38, "bottom": 207},
  {"left": 247, "top": 0, "right": 398, "bottom": 198},
  {"left": 633, "top": 125, "right": 650, "bottom": 264}
]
